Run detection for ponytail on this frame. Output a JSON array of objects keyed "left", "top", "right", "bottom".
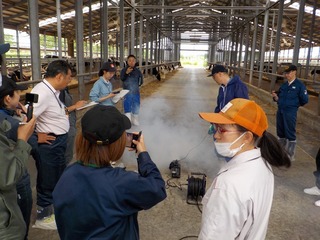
[{"left": 257, "top": 131, "right": 291, "bottom": 168}]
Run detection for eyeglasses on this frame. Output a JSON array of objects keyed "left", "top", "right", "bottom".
[{"left": 213, "top": 124, "right": 240, "bottom": 134}]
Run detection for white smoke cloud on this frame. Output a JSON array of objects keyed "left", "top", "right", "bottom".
[{"left": 121, "top": 73, "right": 223, "bottom": 178}]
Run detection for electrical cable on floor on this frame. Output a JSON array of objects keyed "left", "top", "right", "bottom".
[
  {"left": 178, "top": 235, "right": 198, "bottom": 240},
  {"left": 166, "top": 177, "right": 183, "bottom": 190},
  {"left": 179, "top": 133, "right": 209, "bottom": 161}
]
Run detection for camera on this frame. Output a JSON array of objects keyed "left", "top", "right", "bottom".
[
  {"left": 25, "top": 93, "right": 39, "bottom": 122},
  {"left": 169, "top": 160, "right": 181, "bottom": 178},
  {"left": 125, "top": 131, "right": 142, "bottom": 149}
]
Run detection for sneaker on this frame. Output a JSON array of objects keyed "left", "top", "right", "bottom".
[
  {"left": 315, "top": 200, "right": 320, "bottom": 207},
  {"left": 304, "top": 186, "right": 320, "bottom": 196},
  {"left": 32, "top": 214, "right": 57, "bottom": 230}
]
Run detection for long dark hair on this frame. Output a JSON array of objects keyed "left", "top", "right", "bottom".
[{"left": 236, "top": 125, "right": 291, "bottom": 168}]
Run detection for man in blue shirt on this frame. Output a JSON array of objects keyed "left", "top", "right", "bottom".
[{"left": 272, "top": 64, "right": 309, "bottom": 161}]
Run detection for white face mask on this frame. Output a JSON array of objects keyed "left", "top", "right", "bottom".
[{"left": 214, "top": 132, "right": 246, "bottom": 158}]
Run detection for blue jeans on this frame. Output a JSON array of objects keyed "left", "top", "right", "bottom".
[
  {"left": 29, "top": 133, "right": 68, "bottom": 209},
  {"left": 123, "top": 93, "right": 140, "bottom": 114},
  {"left": 16, "top": 172, "right": 32, "bottom": 240}
]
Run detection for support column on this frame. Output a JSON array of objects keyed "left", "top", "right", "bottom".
[
  {"left": 258, "top": 2, "right": 270, "bottom": 88},
  {"left": 150, "top": 26, "right": 154, "bottom": 63},
  {"left": 271, "top": 0, "right": 284, "bottom": 90},
  {"left": 139, "top": 12, "right": 143, "bottom": 67},
  {"left": 145, "top": 22, "right": 149, "bottom": 74},
  {"left": 56, "top": 0, "right": 62, "bottom": 58},
  {"left": 243, "top": 23, "right": 250, "bottom": 71},
  {"left": 75, "top": 0, "right": 85, "bottom": 99},
  {"left": 119, "top": 0, "right": 125, "bottom": 67},
  {"left": 28, "top": 0, "right": 41, "bottom": 81},
  {"left": 292, "top": 0, "right": 305, "bottom": 65},
  {"left": 130, "top": 0, "right": 135, "bottom": 54},
  {"left": 0, "top": 0, "right": 7, "bottom": 75},
  {"left": 102, "top": 0, "right": 109, "bottom": 60},
  {"left": 249, "top": 16, "right": 258, "bottom": 84},
  {"left": 88, "top": 0, "right": 93, "bottom": 73},
  {"left": 305, "top": 0, "right": 317, "bottom": 80}
]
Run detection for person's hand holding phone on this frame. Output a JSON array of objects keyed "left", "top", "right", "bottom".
[
  {"left": 126, "top": 67, "right": 134, "bottom": 75},
  {"left": 126, "top": 131, "right": 145, "bottom": 154},
  {"left": 17, "top": 116, "right": 36, "bottom": 142},
  {"left": 132, "top": 133, "right": 146, "bottom": 155}
]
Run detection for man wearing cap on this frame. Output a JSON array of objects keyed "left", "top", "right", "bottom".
[
  {"left": 207, "top": 64, "right": 249, "bottom": 135},
  {"left": 208, "top": 64, "right": 249, "bottom": 113},
  {"left": 198, "top": 98, "right": 290, "bottom": 239},
  {"left": 27, "top": 60, "right": 72, "bottom": 230},
  {"left": 272, "top": 64, "right": 308, "bottom": 161},
  {"left": 89, "top": 61, "right": 117, "bottom": 106},
  {"left": 120, "top": 54, "right": 143, "bottom": 126},
  {"left": 52, "top": 105, "right": 166, "bottom": 240}
]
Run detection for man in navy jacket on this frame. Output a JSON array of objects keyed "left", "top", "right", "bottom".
[
  {"left": 272, "top": 64, "right": 308, "bottom": 161},
  {"left": 208, "top": 64, "right": 249, "bottom": 113},
  {"left": 207, "top": 64, "right": 249, "bottom": 135}
]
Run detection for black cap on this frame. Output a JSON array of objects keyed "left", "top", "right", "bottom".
[
  {"left": 81, "top": 105, "right": 131, "bottom": 145},
  {"left": 0, "top": 76, "right": 28, "bottom": 99},
  {"left": 208, "top": 64, "right": 228, "bottom": 77},
  {"left": 283, "top": 64, "right": 297, "bottom": 73},
  {"left": 0, "top": 43, "right": 10, "bottom": 55},
  {"left": 100, "top": 62, "right": 117, "bottom": 72}
]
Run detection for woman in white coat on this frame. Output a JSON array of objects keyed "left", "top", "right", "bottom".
[{"left": 198, "top": 98, "right": 291, "bottom": 240}]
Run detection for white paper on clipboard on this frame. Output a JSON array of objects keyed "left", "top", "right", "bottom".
[
  {"left": 112, "top": 90, "right": 129, "bottom": 103},
  {"left": 76, "top": 101, "right": 99, "bottom": 110}
]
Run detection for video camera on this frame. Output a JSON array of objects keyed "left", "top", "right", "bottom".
[{"left": 25, "top": 93, "right": 39, "bottom": 122}]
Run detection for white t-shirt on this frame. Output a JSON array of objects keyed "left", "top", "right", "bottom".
[{"left": 199, "top": 148, "right": 274, "bottom": 240}]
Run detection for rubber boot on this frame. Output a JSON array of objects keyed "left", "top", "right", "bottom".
[
  {"left": 287, "top": 141, "right": 297, "bottom": 161},
  {"left": 125, "top": 113, "right": 132, "bottom": 123},
  {"left": 132, "top": 114, "right": 140, "bottom": 126}
]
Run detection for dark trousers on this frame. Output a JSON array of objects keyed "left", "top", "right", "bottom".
[
  {"left": 16, "top": 172, "right": 32, "bottom": 240},
  {"left": 276, "top": 109, "right": 297, "bottom": 141},
  {"left": 29, "top": 133, "right": 68, "bottom": 209}
]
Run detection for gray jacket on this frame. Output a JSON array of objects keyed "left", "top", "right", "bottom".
[{"left": 0, "top": 119, "right": 31, "bottom": 240}]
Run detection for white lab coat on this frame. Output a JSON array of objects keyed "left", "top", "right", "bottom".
[{"left": 199, "top": 148, "right": 274, "bottom": 240}]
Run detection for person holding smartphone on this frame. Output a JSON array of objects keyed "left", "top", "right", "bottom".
[
  {"left": 120, "top": 54, "right": 143, "bottom": 125},
  {"left": 53, "top": 105, "right": 166, "bottom": 240},
  {"left": 0, "top": 43, "right": 35, "bottom": 240}
]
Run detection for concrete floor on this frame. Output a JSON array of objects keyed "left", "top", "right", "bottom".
[{"left": 27, "top": 66, "right": 320, "bottom": 240}]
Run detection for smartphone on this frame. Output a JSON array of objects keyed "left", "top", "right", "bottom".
[
  {"left": 112, "top": 90, "right": 121, "bottom": 94},
  {"left": 25, "top": 93, "right": 39, "bottom": 122},
  {"left": 126, "top": 131, "right": 142, "bottom": 148}
]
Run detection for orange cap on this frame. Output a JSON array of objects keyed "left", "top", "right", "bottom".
[{"left": 199, "top": 98, "right": 268, "bottom": 137}]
